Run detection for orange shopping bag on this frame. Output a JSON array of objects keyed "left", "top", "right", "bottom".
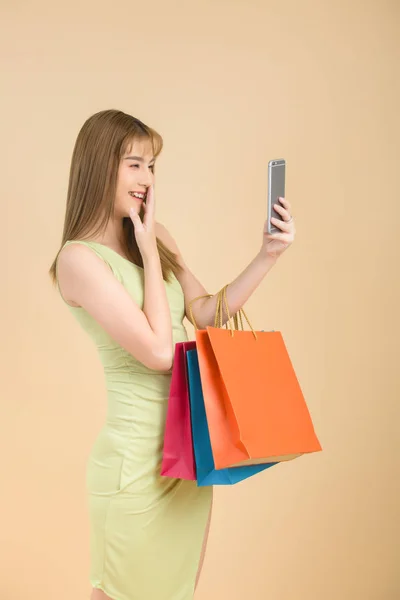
[{"left": 189, "top": 286, "right": 322, "bottom": 470}]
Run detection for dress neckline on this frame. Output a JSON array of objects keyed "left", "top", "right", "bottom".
[{"left": 76, "top": 240, "right": 144, "bottom": 270}]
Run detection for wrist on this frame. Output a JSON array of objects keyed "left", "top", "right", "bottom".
[
  {"left": 143, "top": 247, "right": 161, "bottom": 267},
  {"left": 255, "top": 249, "right": 278, "bottom": 270}
]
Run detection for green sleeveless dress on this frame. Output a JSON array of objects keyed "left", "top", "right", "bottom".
[{"left": 56, "top": 240, "right": 212, "bottom": 600}]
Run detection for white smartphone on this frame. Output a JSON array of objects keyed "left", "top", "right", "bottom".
[{"left": 267, "top": 158, "right": 286, "bottom": 234}]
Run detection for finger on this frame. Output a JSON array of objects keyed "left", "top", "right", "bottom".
[
  {"left": 266, "top": 231, "right": 294, "bottom": 242},
  {"left": 270, "top": 216, "right": 291, "bottom": 232},
  {"left": 146, "top": 184, "right": 155, "bottom": 211},
  {"left": 278, "top": 196, "right": 291, "bottom": 213},
  {"left": 273, "top": 202, "right": 291, "bottom": 221},
  {"left": 129, "top": 208, "right": 143, "bottom": 229},
  {"left": 143, "top": 185, "right": 155, "bottom": 223}
]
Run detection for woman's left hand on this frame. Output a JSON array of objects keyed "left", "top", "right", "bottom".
[{"left": 261, "top": 197, "right": 296, "bottom": 259}]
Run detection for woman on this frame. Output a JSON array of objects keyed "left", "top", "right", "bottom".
[{"left": 49, "top": 109, "right": 295, "bottom": 600}]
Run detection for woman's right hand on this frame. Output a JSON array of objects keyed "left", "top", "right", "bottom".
[{"left": 129, "top": 184, "right": 158, "bottom": 258}]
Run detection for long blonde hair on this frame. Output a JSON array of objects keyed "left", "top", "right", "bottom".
[{"left": 49, "top": 109, "right": 182, "bottom": 284}]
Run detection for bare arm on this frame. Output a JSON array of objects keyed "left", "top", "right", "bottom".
[
  {"left": 57, "top": 243, "right": 173, "bottom": 371},
  {"left": 156, "top": 198, "right": 295, "bottom": 329},
  {"left": 155, "top": 223, "right": 276, "bottom": 328},
  {"left": 142, "top": 248, "right": 173, "bottom": 366},
  {"left": 189, "top": 252, "right": 277, "bottom": 328}
]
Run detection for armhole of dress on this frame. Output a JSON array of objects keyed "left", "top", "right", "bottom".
[
  {"left": 55, "top": 240, "right": 119, "bottom": 308},
  {"left": 55, "top": 245, "right": 78, "bottom": 308}
]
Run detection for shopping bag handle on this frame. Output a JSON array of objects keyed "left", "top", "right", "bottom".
[
  {"left": 188, "top": 290, "right": 240, "bottom": 331},
  {"left": 218, "top": 285, "right": 257, "bottom": 340},
  {"left": 187, "top": 293, "right": 214, "bottom": 330},
  {"left": 214, "top": 287, "right": 239, "bottom": 330},
  {"left": 188, "top": 286, "right": 257, "bottom": 340}
]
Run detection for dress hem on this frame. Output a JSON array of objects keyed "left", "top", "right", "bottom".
[{"left": 91, "top": 582, "right": 124, "bottom": 600}]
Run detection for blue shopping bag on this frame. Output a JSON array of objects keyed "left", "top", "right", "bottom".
[{"left": 186, "top": 349, "right": 277, "bottom": 486}]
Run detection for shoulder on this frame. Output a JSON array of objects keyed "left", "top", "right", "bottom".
[
  {"left": 57, "top": 242, "right": 120, "bottom": 307},
  {"left": 57, "top": 241, "right": 91, "bottom": 270},
  {"left": 155, "top": 222, "right": 181, "bottom": 256},
  {"left": 155, "top": 221, "right": 188, "bottom": 273},
  {"left": 154, "top": 222, "right": 209, "bottom": 309},
  {"left": 57, "top": 242, "right": 114, "bottom": 288},
  {"left": 56, "top": 243, "right": 100, "bottom": 307},
  {"left": 58, "top": 241, "right": 106, "bottom": 269},
  {"left": 155, "top": 221, "right": 175, "bottom": 246}
]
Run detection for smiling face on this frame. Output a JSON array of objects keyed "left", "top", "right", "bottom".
[{"left": 115, "top": 137, "right": 156, "bottom": 218}]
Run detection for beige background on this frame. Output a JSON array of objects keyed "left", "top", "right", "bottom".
[{"left": 1, "top": 1, "right": 399, "bottom": 599}]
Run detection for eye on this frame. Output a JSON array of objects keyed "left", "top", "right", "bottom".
[{"left": 129, "top": 163, "right": 155, "bottom": 171}]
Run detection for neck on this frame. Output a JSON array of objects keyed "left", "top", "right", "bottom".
[{"left": 87, "top": 216, "right": 126, "bottom": 250}]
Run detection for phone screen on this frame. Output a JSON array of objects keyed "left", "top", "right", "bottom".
[{"left": 268, "top": 160, "right": 286, "bottom": 232}]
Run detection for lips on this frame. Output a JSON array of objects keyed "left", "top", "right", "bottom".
[{"left": 129, "top": 192, "right": 146, "bottom": 200}]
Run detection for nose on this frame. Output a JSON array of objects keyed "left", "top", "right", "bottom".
[{"left": 139, "top": 170, "right": 153, "bottom": 188}]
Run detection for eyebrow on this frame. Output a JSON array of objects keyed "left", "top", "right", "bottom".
[{"left": 124, "top": 156, "right": 155, "bottom": 163}]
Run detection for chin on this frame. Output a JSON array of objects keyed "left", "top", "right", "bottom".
[
  {"left": 121, "top": 203, "right": 143, "bottom": 219},
  {"left": 120, "top": 203, "right": 136, "bottom": 217}
]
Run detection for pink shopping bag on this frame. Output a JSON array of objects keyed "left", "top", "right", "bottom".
[{"left": 161, "top": 341, "right": 197, "bottom": 480}]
